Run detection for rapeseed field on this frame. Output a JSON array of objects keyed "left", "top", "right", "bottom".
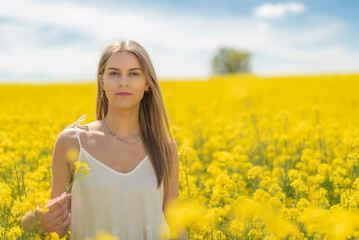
[{"left": 1, "top": 73, "right": 359, "bottom": 239}]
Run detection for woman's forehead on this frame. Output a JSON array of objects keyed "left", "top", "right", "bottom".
[{"left": 107, "top": 51, "right": 141, "bottom": 68}]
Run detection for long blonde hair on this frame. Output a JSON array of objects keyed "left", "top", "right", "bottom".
[{"left": 95, "top": 40, "right": 174, "bottom": 194}]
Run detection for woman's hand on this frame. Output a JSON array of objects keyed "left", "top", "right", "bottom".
[{"left": 34, "top": 192, "right": 71, "bottom": 234}]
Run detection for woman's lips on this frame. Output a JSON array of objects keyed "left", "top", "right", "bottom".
[{"left": 116, "top": 93, "right": 132, "bottom": 96}]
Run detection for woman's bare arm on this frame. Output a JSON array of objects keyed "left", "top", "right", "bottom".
[
  {"left": 49, "top": 129, "right": 76, "bottom": 237},
  {"left": 21, "top": 129, "right": 76, "bottom": 238}
]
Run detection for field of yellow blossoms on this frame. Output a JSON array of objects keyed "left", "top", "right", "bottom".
[{"left": 1, "top": 73, "right": 359, "bottom": 239}]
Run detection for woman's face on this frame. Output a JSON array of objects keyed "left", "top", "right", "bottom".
[{"left": 100, "top": 51, "right": 149, "bottom": 109}]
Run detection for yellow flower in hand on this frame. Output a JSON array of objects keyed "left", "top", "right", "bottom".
[
  {"left": 66, "top": 162, "right": 90, "bottom": 193},
  {"left": 75, "top": 162, "right": 89, "bottom": 176}
]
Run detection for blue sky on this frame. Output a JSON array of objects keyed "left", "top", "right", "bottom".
[{"left": 0, "top": 0, "right": 358, "bottom": 83}]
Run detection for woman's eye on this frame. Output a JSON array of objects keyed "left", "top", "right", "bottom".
[
  {"left": 110, "top": 72, "right": 119, "bottom": 75},
  {"left": 130, "top": 72, "right": 139, "bottom": 76}
]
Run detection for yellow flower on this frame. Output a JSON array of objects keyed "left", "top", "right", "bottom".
[
  {"left": 0, "top": 182, "right": 12, "bottom": 206},
  {"left": 317, "top": 163, "right": 330, "bottom": 176},
  {"left": 229, "top": 219, "right": 245, "bottom": 235},
  {"left": 75, "top": 162, "right": 89, "bottom": 176},
  {"left": 253, "top": 189, "right": 270, "bottom": 204},
  {"left": 93, "top": 230, "right": 120, "bottom": 240},
  {"left": 247, "top": 229, "right": 262, "bottom": 240},
  {"left": 45, "top": 232, "right": 60, "bottom": 240},
  {"left": 37, "top": 198, "right": 50, "bottom": 213},
  {"left": 164, "top": 198, "right": 206, "bottom": 238},
  {"left": 290, "top": 179, "right": 308, "bottom": 193},
  {"left": 296, "top": 198, "right": 311, "bottom": 212},
  {"left": 288, "top": 169, "right": 301, "bottom": 182},
  {"left": 263, "top": 208, "right": 298, "bottom": 238},
  {"left": 6, "top": 226, "right": 22, "bottom": 240},
  {"left": 268, "top": 196, "right": 282, "bottom": 208},
  {"left": 248, "top": 166, "right": 264, "bottom": 180}
]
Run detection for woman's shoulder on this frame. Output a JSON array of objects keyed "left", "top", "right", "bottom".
[
  {"left": 56, "top": 118, "right": 90, "bottom": 149},
  {"left": 56, "top": 127, "right": 81, "bottom": 152},
  {"left": 62, "top": 117, "right": 100, "bottom": 134},
  {"left": 60, "top": 120, "right": 101, "bottom": 145}
]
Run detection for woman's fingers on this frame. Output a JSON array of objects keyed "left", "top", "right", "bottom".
[
  {"left": 46, "top": 193, "right": 71, "bottom": 211},
  {"left": 52, "top": 213, "right": 71, "bottom": 231},
  {"left": 46, "top": 193, "right": 64, "bottom": 208},
  {"left": 46, "top": 199, "right": 62, "bottom": 212},
  {"left": 46, "top": 203, "right": 68, "bottom": 222},
  {"left": 40, "top": 208, "right": 68, "bottom": 232},
  {"left": 37, "top": 193, "right": 71, "bottom": 232},
  {"left": 48, "top": 205, "right": 69, "bottom": 228}
]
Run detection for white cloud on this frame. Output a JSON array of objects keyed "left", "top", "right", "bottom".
[
  {"left": 253, "top": 2, "right": 306, "bottom": 19},
  {"left": 255, "top": 21, "right": 271, "bottom": 33}
]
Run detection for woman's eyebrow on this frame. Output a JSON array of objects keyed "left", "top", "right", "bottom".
[{"left": 107, "top": 67, "right": 142, "bottom": 71}]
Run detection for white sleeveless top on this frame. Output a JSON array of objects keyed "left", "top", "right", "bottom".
[{"left": 65, "top": 115, "right": 170, "bottom": 240}]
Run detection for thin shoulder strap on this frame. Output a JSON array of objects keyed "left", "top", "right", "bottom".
[
  {"left": 74, "top": 125, "right": 82, "bottom": 149},
  {"left": 64, "top": 115, "right": 86, "bottom": 149}
]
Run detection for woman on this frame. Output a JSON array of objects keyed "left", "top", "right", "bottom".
[{"left": 21, "top": 40, "right": 188, "bottom": 240}]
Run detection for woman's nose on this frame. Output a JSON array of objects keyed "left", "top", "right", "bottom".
[{"left": 118, "top": 75, "right": 129, "bottom": 85}]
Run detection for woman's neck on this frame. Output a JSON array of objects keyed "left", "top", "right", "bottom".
[{"left": 103, "top": 107, "right": 141, "bottom": 139}]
